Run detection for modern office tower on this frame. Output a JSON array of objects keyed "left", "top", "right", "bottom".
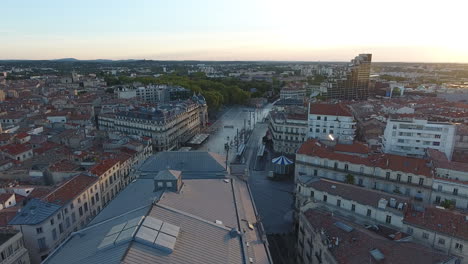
[{"left": 325, "top": 54, "right": 372, "bottom": 100}]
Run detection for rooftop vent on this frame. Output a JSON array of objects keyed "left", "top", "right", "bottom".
[
  {"left": 370, "top": 248, "right": 385, "bottom": 261},
  {"left": 334, "top": 222, "right": 353, "bottom": 233},
  {"left": 378, "top": 198, "right": 388, "bottom": 209},
  {"left": 230, "top": 228, "right": 241, "bottom": 238}
]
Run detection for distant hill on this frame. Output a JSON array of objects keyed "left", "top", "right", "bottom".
[{"left": 52, "top": 58, "right": 80, "bottom": 62}]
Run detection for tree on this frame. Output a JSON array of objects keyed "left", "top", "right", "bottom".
[
  {"left": 345, "top": 174, "right": 355, "bottom": 184},
  {"left": 440, "top": 199, "right": 455, "bottom": 209}
]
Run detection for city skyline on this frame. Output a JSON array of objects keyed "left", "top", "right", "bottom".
[{"left": 2, "top": 0, "right": 468, "bottom": 62}]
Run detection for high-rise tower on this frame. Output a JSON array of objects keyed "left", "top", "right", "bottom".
[{"left": 325, "top": 53, "right": 372, "bottom": 100}]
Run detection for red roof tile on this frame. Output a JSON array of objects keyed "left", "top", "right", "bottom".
[
  {"left": 298, "top": 139, "right": 432, "bottom": 177},
  {"left": 309, "top": 103, "right": 353, "bottom": 117},
  {"left": 304, "top": 209, "right": 456, "bottom": 264},
  {"left": 49, "top": 160, "right": 79, "bottom": 172},
  {"left": 90, "top": 159, "right": 120, "bottom": 176},
  {"left": 404, "top": 206, "right": 468, "bottom": 240},
  {"left": 44, "top": 175, "right": 97, "bottom": 205},
  {"left": 0, "top": 144, "right": 32, "bottom": 156},
  {"left": 0, "top": 193, "right": 13, "bottom": 204},
  {"left": 334, "top": 142, "right": 369, "bottom": 154}
]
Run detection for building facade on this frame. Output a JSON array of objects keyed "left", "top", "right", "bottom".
[
  {"left": 268, "top": 109, "right": 308, "bottom": 154},
  {"left": 0, "top": 230, "right": 30, "bottom": 264},
  {"left": 382, "top": 118, "right": 456, "bottom": 160},
  {"left": 324, "top": 54, "right": 372, "bottom": 100},
  {"left": 296, "top": 140, "right": 434, "bottom": 203},
  {"left": 307, "top": 103, "right": 356, "bottom": 144},
  {"left": 98, "top": 97, "right": 208, "bottom": 151}
]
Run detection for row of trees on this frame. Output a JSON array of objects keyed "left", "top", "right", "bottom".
[{"left": 105, "top": 73, "right": 252, "bottom": 110}]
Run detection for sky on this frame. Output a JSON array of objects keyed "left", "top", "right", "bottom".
[{"left": 1, "top": 0, "right": 468, "bottom": 62}]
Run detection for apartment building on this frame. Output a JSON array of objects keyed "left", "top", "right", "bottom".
[
  {"left": 382, "top": 118, "right": 456, "bottom": 160},
  {"left": 0, "top": 230, "right": 30, "bottom": 264},
  {"left": 117, "top": 85, "right": 191, "bottom": 103},
  {"left": 295, "top": 178, "right": 410, "bottom": 229},
  {"left": 296, "top": 208, "right": 459, "bottom": 264},
  {"left": 427, "top": 149, "right": 468, "bottom": 209},
  {"left": 98, "top": 98, "right": 208, "bottom": 151},
  {"left": 308, "top": 103, "right": 356, "bottom": 144},
  {"left": 268, "top": 108, "right": 308, "bottom": 154},
  {"left": 295, "top": 139, "right": 434, "bottom": 203},
  {"left": 89, "top": 159, "right": 122, "bottom": 207},
  {"left": 280, "top": 87, "right": 306, "bottom": 100},
  {"left": 9, "top": 175, "right": 101, "bottom": 264}
]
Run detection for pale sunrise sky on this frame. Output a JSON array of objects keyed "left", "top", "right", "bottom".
[{"left": 1, "top": 0, "right": 468, "bottom": 62}]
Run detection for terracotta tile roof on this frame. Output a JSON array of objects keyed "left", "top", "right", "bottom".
[
  {"left": 34, "top": 142, "right": 61, "bottom": 155},
  {"left": 297, "top": 139, "right": 432, "bottom": 177},
  {"left": 44, "top": 174, "right": 97, "bottom": 205},
  {"left": 334, "top": 142, "right": 369, "bottom": 154},
  {"left": 0, "top": 193, "right": 13, "bottom": 204},
  {"left": 404, "top": 207, "right": 468, "bottom": 240},
  {"left": 427, "top": 149, "right": 468, "bottom": 173},
  {"left": 15, "top": 132, "right": 29, "bottom": 139},
  {"left": 0, "top": 144, "right": 32, "bottom": 156},
  {"left": 0, "top": 208, "right": 19, "bottom": 227},
  {"left": 304, "top": 209, "right": 457, "bottom": 264},
  {"left": 307, "top": 179, "right": 410, "bottom": 209},
  {"left": 49, "top": 160, "right": 79, "bottom": 172},
  {"left": 90, "top": 159, "right": 120, "bottom": 176},
  {"left": 28, "top": 186, "right": 53, "bottom": 199},
  {"left": 309, "top": 103, "right": 352, "bottom": 117}
]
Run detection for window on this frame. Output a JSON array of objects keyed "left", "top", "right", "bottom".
[
  {"left": 65, "top": 217, "right": 71, "bottom": 228},
  {"left": 453, "top": 188, "right": 458, "bottom": 196},
  {"left": 438, "top": 238, "right": 445, "bottom": 245},
  {"left": 91, "top": 196, "right": 95, "bottom": 206},
  {"left": 50, "top": 219, "right": 54, "bottom": 225},
  {"left": 59, "top": 223, "right": 64, "bottom": 234},
  {"left": 433, "top": 142, "right": 440, "bottom": 146},
  {"left": 422, "top": 233, "right": 429, "bottom": 239},
  {"left": 36, "top": 227, "right": 43, "bottom": 234},
  {"left": 95, "top": 193, "right": 99, "bottom": 202},
  {"left": 37, "top": 238, "right": 47, "bottom": 250},
  {"left": 57, "top": 213, "right": 61, "bottom": 220},
  {"left": 437, "top": 185, "right": 442, "bottom": 191},
  {"left": 315, "top": 129, "right": 319, "bottom": 133},
  {"left": 360, "top": 166, "right": 364, "bottom": 173},
  {"left": 64, "top": 208, "right": 68, "bottom": 214},
  {"left": 84, "top": 203, "right": 88, "bottom": 212},
  {"left": 396, "top": 174, "right": 401, "bottom": 182},
  {"left": 344, "top": 164, "right": 349, "bottom": 172},
  {"left": 322, "top": 128, "right": 326, "bottom": 133},
  {"left": 407, "top": 227, "right": 413, "bottom": 234},
  {"left": 435, "top": 134, "right": 441, "bottom": 139},
  {"left": 435, "top": 196, "right": 441, "bottom": 204},
  {"left": 323, "top": 195, "right": 327, "bottom": 202},
  {"left": 367, "top": 209, "right": 372, "bottom": 217},
  {"left": 71, "top": 212, "right": 76, "bottom": 223},
  {"left": 334, "top": 162, "right": 338, "bottom": 170},
  {"left": 313, "top": 169, "right": 318, "bottom": 176},
  {"left": 407, "top": 175, "right": 412, "bottom": 183},
  {"left": 79, "top": 207, "right": 83, "bottom": 217},
  {"left": 324, "top": 117, "right": 327, "bottom": 121},
  {"left": 317, "top": 116, "right": 321, "bottom": 120},
  {"left": 157, "top": 182, "right": 163, "bottom": 187},
  {"left": 166, "top": 182, "right": 173, "bottom": 187},
  {"left": 78, "top": 198, "right": 81, "bottom": 204},
  {"left": 310, "top": 191, "right": 314, "bottom": 198},
  {"left": 385, "top": 172, "right": 390, "bottom": 180},
  {"left": 337, "top": 200, "right": 341, "bottom": 207},
  {"left": 52, "top": 229, "right": 57, "bottom": 240},
  {"left": 351, "top": 204, "right": 356, "bottom": 211},
  {"left": 419, "top": 178, "right": 424, "bottom": 186},
  {"left": 358, "top": 178, "right": 363, "bottom": 186},
  {"left": 455, "top": 243, "right": 463, "bottom": 251},
  {"left": 386, "top": 215, "right": 392, "bottom": 224}
]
